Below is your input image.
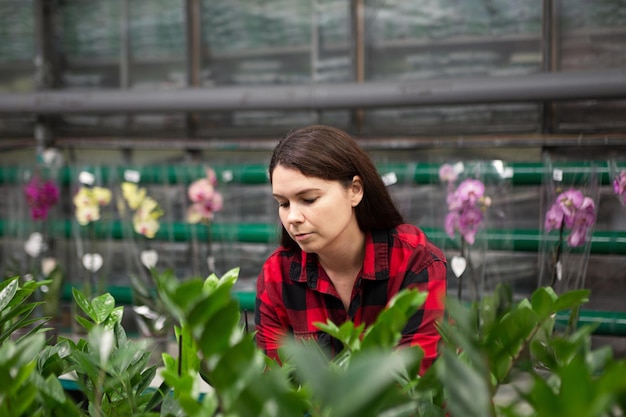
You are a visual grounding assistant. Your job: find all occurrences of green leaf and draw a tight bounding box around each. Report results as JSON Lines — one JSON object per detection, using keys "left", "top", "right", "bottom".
{"left": 0, "top": 277, "right": 18, "bottom": 313}
{"left": 315, "top": 320, "right": 364, "bottom": 353}
{"left": 72, "top": 287, "right": 97, "bottom": 322}
{"left": 187, "top": 284, "right": 234, "bottom": 331}
{"left": 182, "top": 330, "right": 201, "bottom": 376}
{"left": 91, "top": 293, "right": 116, "bottom": 324}
{"left": 16, "top": 333, "right": 46, "bottom": 366}
{"left": 436, "top": 348, "right": 493, "bottom": 417}
{"left": 530, "top": 286, "right": 558, "bottom": 319}
{"left": 209, "top": 337, "right": 260, "bottom": 409}
{"left": 37, "top": 344, "right": 71, "bottom": 377}
{"left": 75, "top": 315, "right": 94, "bottom": 332}
{"left": 361, "top": 289, "right": 427, "bottom": 351}
{"left": 553, "top": 289, "right": 590, "bottom": 312}
{"left": 104, "top": 305, "right": 124, "bottom": 329}
{"left": 198, "top": 301, "right": 241, "bottom": 358}
{"left": 558, "top": 356, "right": 594, "bottom": 415}
{"left": 35, "top": 373, "right": 67, "bottom": 403}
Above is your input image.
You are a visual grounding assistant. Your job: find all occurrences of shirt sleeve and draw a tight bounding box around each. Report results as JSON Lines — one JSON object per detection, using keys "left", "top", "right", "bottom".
{"left": 408, "top": 259, "right": 446, "bottom": 374}
{"left": 254, "top": 254, "right": 288, "bottom": 363}
{"left": 395, "top": 241, "right": 447, "bottom": 375}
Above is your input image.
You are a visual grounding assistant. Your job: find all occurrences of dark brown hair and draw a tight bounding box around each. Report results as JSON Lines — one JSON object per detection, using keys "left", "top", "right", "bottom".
{"left": 269, "top": 125, "right": 405, "bottom": 248}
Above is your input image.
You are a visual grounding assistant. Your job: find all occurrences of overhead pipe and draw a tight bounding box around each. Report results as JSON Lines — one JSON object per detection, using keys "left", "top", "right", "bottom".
{"left": 0, "top": 70, "right": 625, "bottom": 115}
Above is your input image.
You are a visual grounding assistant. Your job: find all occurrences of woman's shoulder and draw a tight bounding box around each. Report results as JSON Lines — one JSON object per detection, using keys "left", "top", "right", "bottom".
{"left": 262, "top": 244, "right": 302, "bottom": 269}
{"left": 391, "top": 223, "right": 427, "bottom": 244}
{"left": 390, "top": 224, "right": 446, "bottom": 261}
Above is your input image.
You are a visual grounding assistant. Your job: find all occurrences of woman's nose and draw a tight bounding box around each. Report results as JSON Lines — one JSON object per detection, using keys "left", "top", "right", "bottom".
{"left": 286, "top": 205, "right": 304, "bottom": 223}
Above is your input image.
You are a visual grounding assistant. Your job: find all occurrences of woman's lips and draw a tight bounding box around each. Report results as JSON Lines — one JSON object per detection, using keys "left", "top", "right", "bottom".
{"left": 294, "top": 233, "right": 311, "bottom": 242}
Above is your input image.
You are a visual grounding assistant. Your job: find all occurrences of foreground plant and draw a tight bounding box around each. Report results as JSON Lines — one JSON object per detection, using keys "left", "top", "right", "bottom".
{"left": 3, "top": 269, "right": 626, "bottom": 416}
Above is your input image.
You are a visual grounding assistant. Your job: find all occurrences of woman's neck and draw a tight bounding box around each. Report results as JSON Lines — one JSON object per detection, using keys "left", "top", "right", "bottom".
{"left": 317, "top": 227, "right": 366, "bottom": 279}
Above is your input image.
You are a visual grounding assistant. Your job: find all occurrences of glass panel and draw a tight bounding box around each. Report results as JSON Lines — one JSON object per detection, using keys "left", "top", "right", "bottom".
{"left": 553, "top": 0, "right": 626, "bottom": 131}
{"left": 198, "top": 0, "right": 351, "bottom": 132}
{"left": 57, "top": 0, "right": 187, "bottom": 136}
{"left": 363, "top": 0, "right": 543, "bottom": 135}
{"left": 59, "top": 0, "right": 121, "bottom": 88}
{"left": 129, "top": 0, "right": 186, "bottom": 89}
{"left": 0, "top": 0, "right": 35, "bottom": 92}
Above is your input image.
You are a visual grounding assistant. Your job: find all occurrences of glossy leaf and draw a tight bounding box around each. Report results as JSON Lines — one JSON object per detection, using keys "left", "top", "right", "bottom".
{"left": 437, "top": 348, "right": 494, "bottom": 417}
{"left": 91, "top": 293, "right": 116, "bottom": 324}
{"left": 72, "top": 287, "right": 97, "bottom": 322}
{"left": 0, "top": 277, "right": 18, "bottom": 313}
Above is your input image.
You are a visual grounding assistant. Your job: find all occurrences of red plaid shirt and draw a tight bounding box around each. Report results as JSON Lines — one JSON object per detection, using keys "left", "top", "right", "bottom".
{"left": 255, "top": 224, "right": 447, "bottom": 374}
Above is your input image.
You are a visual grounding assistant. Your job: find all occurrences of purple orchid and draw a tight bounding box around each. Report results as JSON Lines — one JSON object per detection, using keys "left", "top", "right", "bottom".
{"left": 24, "top": 176, "right": 60, "bottom": 221}
{"left": 613, "top": 170, "right": 626, "bottom": 205}
{"left": 544, "top": 188, "right": 596, "bottom": 248}
{"left": 439, "top": 165, "right": 491, "bottom": 245}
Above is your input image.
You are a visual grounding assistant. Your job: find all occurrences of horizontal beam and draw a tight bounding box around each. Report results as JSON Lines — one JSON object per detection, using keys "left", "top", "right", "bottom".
{"left": 0, "top": 161, "right": 614, "bottom": 186}
{"left": 0, "top": 70, "right": 625, "bottom": 115}
{"left": 2, "top": 220, "right": 625, "bottom": 254}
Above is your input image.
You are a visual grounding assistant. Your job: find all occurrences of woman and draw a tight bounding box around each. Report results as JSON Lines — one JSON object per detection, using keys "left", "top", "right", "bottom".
{"left": 254, "top": 125, "right": 447, "bottom": 374}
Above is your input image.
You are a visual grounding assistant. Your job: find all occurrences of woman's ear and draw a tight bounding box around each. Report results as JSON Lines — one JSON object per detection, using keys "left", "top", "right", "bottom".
{"left": 350, "top": 175, "right": 364, "bottom": 207}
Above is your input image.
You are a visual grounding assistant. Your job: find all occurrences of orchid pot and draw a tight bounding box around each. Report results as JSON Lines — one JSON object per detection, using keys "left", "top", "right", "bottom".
{"left": 538, "top": 159, "right": 600, "bottom": 296}
{"left": 439, "top": 161, "right": 493, "bottom": 301}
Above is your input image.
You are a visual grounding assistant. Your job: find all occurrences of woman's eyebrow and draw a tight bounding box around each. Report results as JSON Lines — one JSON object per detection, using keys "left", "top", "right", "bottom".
{"left": 272, "top": 187, "right": 321, "bottom": 199}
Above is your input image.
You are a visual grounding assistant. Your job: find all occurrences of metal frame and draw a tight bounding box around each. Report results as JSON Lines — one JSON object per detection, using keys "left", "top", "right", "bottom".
{"left": 1, "top": 69, "right": 624, "bottom": 115}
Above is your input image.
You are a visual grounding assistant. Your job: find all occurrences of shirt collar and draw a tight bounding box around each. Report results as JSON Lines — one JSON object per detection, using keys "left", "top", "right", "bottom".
{"left": 291, "top": 229, "right": 391, "bottom": 287}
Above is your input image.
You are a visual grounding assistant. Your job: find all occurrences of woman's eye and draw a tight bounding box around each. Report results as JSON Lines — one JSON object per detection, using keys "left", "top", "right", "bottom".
{"left": 278, "top": 201, "right": 289, "bottom": 208}
{"left": 303, "top": 198, "right": 317, "bottom": 204}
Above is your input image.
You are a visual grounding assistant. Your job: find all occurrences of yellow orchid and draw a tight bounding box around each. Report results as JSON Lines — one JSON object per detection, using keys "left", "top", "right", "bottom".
{"left": 92, "top": 186, "right": 112, "bottom": 206}
{"left": 136, "top": 196, "right": 162, "bottom": 219}
{"left": 73, "top": 185, "right": 111, "bottom": 225}
{"left": 121, "top": 181, "right": 164, "bottom": 238}
{"left": 132, "top": 216, "right": 161, "bottom": 239}
{"left": 75, "top": 204, "right": 101, "bottom": 225}
{"left": 121, "top": 182, "right": 147, "bottom": 210}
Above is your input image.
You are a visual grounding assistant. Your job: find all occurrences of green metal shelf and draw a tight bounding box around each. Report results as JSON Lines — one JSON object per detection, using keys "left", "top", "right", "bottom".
{"left": 2, "top": 220, "right": 625, "bottom": 254}
{"left": 0, "top": 161, "right": 614, "bottom": 186}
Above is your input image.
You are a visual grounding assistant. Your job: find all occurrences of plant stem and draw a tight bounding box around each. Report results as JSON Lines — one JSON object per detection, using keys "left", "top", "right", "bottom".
{"left": 457, "top": 239, "right": 465, "bottom": 300}
{"left": 550, "top": 221, "right": 565, "bottom": 288}
{"left": 178, "top": 332, "right": 183, "bottom": 376}
{"left": 206, "top": 222, "right": 215, "bottom": 275}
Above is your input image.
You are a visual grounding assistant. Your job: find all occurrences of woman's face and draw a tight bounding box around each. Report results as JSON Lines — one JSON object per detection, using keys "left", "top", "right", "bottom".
{"left": 271, "top": 164, "right": 363, "bottom": 255}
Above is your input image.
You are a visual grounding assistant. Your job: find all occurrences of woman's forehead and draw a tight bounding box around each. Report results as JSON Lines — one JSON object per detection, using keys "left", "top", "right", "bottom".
{"left": 271, "top": 165, "right": 334, "bottom": 197}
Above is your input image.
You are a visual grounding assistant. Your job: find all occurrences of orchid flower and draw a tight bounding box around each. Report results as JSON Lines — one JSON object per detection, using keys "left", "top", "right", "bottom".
{"left": 439, "top": 167, "right": 491, "bottom": 245}
{"left": 544, "top": 188, "right": 596, "bottom": 248}
{"left": 24, "top": 176, "right": 59, "bottom": 221}
{"left": 121, "top": 182, "right": 147, "bottom": 210}
{"left": 187, "top": 166, "right": 223, "bottom": 224}
{"left": 613, "top": 170, "right": 626, "bottom": 205}
{"left": 73, "top": 186, "right": 112, "bottom": 226}
{"left": 438, "top": 163, "right": 458, "bottom": 184}
{"left": 120, "top": 182, "right": 164, "bottom": 238}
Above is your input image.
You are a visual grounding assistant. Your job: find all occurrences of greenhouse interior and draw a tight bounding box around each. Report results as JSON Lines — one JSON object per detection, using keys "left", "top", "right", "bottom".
{"left": 1, "top": 0, "right": 626, "bottom": 415}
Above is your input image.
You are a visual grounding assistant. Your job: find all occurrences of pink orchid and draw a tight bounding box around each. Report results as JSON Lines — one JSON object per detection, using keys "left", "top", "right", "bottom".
{"left": 613, "top": 170, "right": 626, "bottom": 205}
{"left": 544, "top": 188, "right": 596, "bottom": 248}
{"left": 438, "top": 164, "right": 458, "bottom": 184}
{"left": 187, "top": 166, "right": 223, "bottom": 224}
{"left": 456, "top": 179, "right": 485, "bottom": 206}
